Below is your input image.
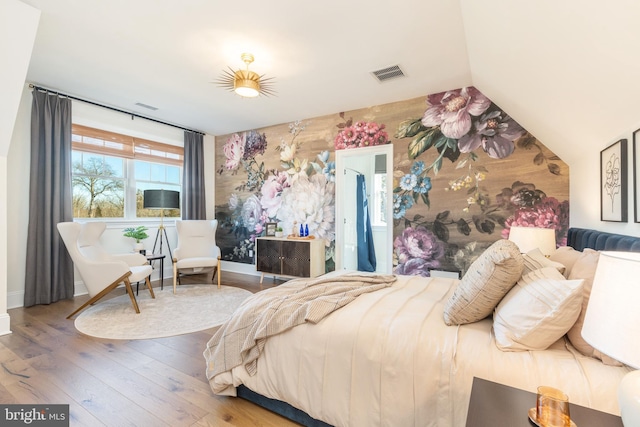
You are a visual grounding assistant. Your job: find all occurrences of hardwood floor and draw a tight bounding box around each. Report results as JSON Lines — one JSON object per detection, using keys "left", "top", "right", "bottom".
{"left": 0, "top": 272, "right": 298, "bottom": 427}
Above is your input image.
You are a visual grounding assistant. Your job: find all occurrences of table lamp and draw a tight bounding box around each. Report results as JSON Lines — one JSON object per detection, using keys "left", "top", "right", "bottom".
{"left": 582, "top": 251, "right": 640, "bottom": 426}
{"left": 507, "top": 226, "right": 557, "bottom": 257}
{"left": 143, "top": 189, "right": 180, "bottom": 258}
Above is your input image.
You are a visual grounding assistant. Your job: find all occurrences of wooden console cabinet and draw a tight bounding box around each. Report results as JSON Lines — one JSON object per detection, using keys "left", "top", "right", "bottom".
{"left": 256, "top": 237, "right": 325, "bottom": 283}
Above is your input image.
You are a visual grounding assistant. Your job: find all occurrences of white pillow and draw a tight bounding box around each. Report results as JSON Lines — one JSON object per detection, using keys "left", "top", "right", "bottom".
{"left": 549, "top": 246, "right": 583, "bottom": 278}
{"left": 522, "top": 248, "right": 566, "bottom": 276}
{"left": 493, "top": 267, "right": 584, "bottom": 351}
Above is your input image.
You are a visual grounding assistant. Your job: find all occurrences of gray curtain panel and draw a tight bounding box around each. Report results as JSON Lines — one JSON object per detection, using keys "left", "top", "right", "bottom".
{"left": 182, "top": 131, "right": 206, "bottom": 219}
{"left": 24, "top": 90, "right": 74, "bottom": 307}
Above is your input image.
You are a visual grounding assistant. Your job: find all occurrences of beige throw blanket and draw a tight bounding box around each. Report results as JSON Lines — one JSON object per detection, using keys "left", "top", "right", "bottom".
{"left": 204, "top": 273, "right": 396, "bottom": 384}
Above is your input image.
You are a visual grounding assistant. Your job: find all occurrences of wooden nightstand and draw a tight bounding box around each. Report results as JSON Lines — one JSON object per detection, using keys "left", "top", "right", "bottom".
{"left": 466, "top": 377, "right": 623, "bottom": 427}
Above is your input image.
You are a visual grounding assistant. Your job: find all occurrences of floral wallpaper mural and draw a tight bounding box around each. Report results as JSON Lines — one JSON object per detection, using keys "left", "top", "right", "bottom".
{"left": 216, "top": 121, "right": 337, "bottom": 270}
{"left": 215, "top": 86, "right": 570, "bottom": 276}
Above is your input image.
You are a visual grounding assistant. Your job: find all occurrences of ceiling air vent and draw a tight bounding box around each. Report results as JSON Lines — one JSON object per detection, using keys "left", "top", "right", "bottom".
{"left": 135, "top": 102, "right": 158, "bottom": 111}
{"left": 371, "top": 65, "right": 405, "bottom": 82}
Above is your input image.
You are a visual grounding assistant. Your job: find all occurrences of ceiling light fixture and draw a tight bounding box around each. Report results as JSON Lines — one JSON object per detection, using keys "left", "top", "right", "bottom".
{"left": 217, "top": 53, "right": 275, "bottom": 98}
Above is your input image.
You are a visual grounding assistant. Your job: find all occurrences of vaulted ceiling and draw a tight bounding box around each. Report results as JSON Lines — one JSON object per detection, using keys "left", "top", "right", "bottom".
{"left": 19, "top": 0, "right": 640, "bottom": 165}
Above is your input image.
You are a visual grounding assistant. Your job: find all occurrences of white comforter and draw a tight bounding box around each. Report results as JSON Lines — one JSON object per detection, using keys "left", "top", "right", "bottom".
{"left": 206, "top": 274, "right": 630, "bottom": 427}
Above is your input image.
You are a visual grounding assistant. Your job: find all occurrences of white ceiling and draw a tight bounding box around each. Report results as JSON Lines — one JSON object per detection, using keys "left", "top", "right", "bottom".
{"left": 20, "top": 0, "right": 471, "bottom": 136}
{"left": 19, "top": 0, "right": 640, "bottom": 166}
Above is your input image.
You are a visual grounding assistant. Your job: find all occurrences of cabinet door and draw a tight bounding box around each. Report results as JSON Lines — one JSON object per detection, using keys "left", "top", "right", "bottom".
{"left": 257, "top": 239, "right": 281, "bottom": 274}
{"left": 281, "top": 241, "right": 311, "bottom": 277}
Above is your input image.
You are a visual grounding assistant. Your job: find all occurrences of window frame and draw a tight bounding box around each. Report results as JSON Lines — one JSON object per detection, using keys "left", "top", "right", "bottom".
{"left": 71, "top": 124, "right": 184, "bottom": 221}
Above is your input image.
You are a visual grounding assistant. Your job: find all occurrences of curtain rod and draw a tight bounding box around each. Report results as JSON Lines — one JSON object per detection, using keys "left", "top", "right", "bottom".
{"left": 344, "top": 167, "right": 363, "bottom": 175}
{"left": 28, "top": 84, "right": 205, "bottom": 135}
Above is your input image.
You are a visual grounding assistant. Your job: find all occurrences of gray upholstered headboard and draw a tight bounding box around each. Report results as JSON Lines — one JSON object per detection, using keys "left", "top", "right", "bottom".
{"left": 567, "top": 227, "right": 640, "bottom": 252}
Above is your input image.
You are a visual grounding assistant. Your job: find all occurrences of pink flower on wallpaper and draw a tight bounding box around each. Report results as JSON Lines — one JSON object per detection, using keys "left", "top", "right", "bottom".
{"left": 259, "top": 171, "right": 290, "bottom": 218}
{"left": 421, "top": 87, "right": 491, "bottom": 139}
{"left": 223, "top": 133, "right": 244, "bottom": 170}
{"left": 502, "top": 196, "right": 570, "bottom": 246}
{"left": 334, "top": 121, "right": 389, "bottom": 150}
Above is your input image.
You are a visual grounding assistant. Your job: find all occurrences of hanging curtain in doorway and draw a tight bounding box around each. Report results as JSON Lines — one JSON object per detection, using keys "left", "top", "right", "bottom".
{"left": 356, "top": 174, "right": 376, "bottom": 272}
{"left": 24, "top": 90, "right": 74, "bottom": 307}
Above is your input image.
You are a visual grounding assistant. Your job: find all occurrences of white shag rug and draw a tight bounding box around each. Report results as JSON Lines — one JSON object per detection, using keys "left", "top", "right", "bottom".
{"left": 74, "top": 285, "right": 252, "bottom": 340}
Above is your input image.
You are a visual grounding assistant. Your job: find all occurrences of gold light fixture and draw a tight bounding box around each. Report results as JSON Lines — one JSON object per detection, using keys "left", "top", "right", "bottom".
{"left": 217, "top": 53, "right": 275, "bottom": 98}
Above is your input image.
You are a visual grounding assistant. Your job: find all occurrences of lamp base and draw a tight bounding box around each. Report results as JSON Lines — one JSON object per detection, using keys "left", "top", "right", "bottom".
{"left": 619, "top": 370, "right": 640, "bottom": 426}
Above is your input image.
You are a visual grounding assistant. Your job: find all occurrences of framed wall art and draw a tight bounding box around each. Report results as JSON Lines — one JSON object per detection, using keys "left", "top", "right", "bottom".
{"left": 601, "top": 138, "right": 627, "bottom": 222}
{"left": 265, "top": 222, "right": 277, "bottom": 236}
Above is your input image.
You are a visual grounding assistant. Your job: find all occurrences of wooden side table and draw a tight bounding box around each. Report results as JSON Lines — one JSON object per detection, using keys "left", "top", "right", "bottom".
{"left": 466, "top": 377, "right": 623, "bottom": 427}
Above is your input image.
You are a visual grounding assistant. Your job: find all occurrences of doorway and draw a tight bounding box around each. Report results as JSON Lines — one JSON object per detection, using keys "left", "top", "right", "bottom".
{"left": 335, "top": 144, "right": 394, "bottom": 274}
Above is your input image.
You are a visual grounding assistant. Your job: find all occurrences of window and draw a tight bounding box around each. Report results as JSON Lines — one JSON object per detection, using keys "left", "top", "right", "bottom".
{"left": 372, "top": 172, "right": 387, "bottom": 226}
{"left": 71, "top": 124, "right": 183, "bottom": 219}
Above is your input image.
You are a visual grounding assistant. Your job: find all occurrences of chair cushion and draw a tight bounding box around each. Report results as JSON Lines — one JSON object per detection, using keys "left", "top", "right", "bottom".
{"left": 129, "top": 265, "right": 153, "bottom": 282}
{"left": 176, "top": 257, "right": 218, "bottom": 270}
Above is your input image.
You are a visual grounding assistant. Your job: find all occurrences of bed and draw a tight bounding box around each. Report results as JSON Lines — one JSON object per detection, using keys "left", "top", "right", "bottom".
{"left": 203, "top": 227, "right": 635, "bottom": 426}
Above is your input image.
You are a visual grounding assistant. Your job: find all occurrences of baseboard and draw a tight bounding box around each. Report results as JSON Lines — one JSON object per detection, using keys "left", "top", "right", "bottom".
{"left": 7, "top": 280, "right": 87, "bottom": 310}
{"left": 221, "top": 260, "right": 260, "bottom": 277}
{"left": 7, "top": 290, "right": 24, "bottom": 310}
{"left": 0, "top": 312, "right": 11, "bottom": 336}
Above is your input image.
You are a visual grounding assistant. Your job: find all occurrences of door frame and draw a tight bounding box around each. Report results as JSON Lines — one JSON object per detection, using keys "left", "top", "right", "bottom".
{"left": 335, "top": 144, "right": 394, "bottom": 273}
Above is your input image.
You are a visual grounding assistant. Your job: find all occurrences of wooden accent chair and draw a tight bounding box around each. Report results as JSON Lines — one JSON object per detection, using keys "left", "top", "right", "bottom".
{"left": 172, "top": 220, "right": 221, "bottom": 294}
{"left": 57, "top": 222, "right": 154, "bottom": 319}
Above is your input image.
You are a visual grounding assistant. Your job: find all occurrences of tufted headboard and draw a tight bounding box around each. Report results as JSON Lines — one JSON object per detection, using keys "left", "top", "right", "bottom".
{"left": 567, "top": 227, "right": 640, "bottom": 252}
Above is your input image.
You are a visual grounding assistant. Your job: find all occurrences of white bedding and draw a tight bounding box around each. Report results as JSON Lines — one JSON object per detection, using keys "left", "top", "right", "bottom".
{"left": 206, "top": 274, "right": 631, "bottom": 427}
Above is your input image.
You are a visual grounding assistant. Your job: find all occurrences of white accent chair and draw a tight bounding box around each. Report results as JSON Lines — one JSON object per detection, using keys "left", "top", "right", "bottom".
{"left": 57, "top": 222, "right": 154, "bottom": 319}
{"left": 172, "top": 220, "right": 221, "bottom": 294}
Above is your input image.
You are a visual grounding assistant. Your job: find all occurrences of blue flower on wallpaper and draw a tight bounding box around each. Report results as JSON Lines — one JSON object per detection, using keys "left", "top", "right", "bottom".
{"left": 414, "top": 176, "right": 432, "bottom": 194}
{"left": 410, "top": 160, "right": 425, "bottom": 175}
{"left": 322, "top": 160, "right": 336, "bottom": 182}
{"left": 393, "top": 193, "right": 415, "bottom": 219}
{"left": 400, "top": 174, "right": 418, "bottom": 191}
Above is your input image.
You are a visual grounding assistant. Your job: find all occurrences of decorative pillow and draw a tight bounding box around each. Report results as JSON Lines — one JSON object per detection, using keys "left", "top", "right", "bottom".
{"left": 566, "top": 249, "right": 622, "bottom": 366}
{"left": 493, "top": 267, "right": 584, "bottom": 351}
{"left": 549, "top": 246, "right": 583, "bottom": 278}
{"left": 443, "top": 239, "right": 523, "bottom": 326}
{"left": 522, "top": 248, "right": 566, "bottom": 276}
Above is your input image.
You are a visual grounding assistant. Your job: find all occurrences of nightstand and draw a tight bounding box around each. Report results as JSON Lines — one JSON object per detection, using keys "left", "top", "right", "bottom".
{"left": 465, "top": 377, "right": 623, "bottom": 427}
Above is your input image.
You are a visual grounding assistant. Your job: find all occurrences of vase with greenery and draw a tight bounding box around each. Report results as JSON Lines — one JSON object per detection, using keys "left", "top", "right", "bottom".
{"left": 123, "top": 226, "right": 149, "bottom": 251}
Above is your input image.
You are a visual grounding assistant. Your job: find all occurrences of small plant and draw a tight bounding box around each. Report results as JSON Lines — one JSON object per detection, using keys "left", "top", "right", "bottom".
{"left": 123, "top": 226, "right": 149, "bottom": 243}
{"left": 275, "top": 226, "right": 283, "bottom": 232}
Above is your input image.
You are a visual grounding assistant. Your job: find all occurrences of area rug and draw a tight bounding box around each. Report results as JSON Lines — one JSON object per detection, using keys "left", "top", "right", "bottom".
{"left": 74, "top": 285, "right": 252, "bottom": 340}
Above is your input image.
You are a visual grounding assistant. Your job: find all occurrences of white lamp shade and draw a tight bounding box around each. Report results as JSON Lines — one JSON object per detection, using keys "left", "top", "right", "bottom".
{"left": 507, "top": 226, "right": 556, "bottom": 257}
{"left": 582, "top": 251, "right": 640, "bottom": 369}
{"left": 582, "top": 251, "right": 640, "bottom": 427}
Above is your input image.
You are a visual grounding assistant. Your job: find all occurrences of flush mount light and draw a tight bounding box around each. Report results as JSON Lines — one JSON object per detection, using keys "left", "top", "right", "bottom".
{"left": 217, "top": 53, "right": 275, "bottom": 98}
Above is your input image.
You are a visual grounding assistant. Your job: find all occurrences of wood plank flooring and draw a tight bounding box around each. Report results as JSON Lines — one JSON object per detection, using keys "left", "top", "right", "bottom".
{"left": 0, "top": 272, "right": 299, "bottom": 427}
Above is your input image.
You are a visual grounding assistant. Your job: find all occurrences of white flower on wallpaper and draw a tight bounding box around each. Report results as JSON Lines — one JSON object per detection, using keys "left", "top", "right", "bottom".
{"left": 276, "top": 174, "right": 335, "bottom": 245}
{"left": 240, "top": 195, "right": 263, "bottom": 234}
